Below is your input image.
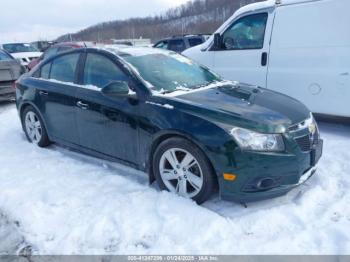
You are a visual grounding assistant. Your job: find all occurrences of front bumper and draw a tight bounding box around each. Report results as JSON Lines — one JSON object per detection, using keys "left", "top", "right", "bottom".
{"left": 216, "top": 138, "right": 323, "bottom": 203}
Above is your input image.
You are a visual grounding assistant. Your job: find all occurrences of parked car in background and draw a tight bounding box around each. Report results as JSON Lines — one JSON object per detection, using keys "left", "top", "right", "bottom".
{"left": 31, "top": 41, "right": 56, "bottom": 52}
{"left": 183, "top": 0, "right": 350, "bottom": 118}
{"left": 27, "top": 42, "right": 95, "bottom": 71}
{"left": 0, "top": 49, "right": 22, "bottom": 101}
{"left": 154, "top": 34, "right": 210, "bottom": 53}
{"left": 16, "top": 47, "right": 322, "bottom": 204}
{"left": 0, "top": 43, "right": 42, "bottom": 69}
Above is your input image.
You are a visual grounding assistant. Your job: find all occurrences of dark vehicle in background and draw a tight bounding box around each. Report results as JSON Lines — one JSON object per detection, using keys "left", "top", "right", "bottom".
{"left": 27, "top": 42, "right": 95, "bottom": 71}
{"left": 0, "top": 43, "right": 42, "bottom": 69}
{"left": 0, "top": 49, "right": 22, "bottom": 101}
{"left": 154, "top": 34, "right": 210, "bottom": 53}
{"left": 31, "top": 41, "right": 56, "bottom": 52}
{"left": 15, "top": 47, "right": 323, "bottom": 204}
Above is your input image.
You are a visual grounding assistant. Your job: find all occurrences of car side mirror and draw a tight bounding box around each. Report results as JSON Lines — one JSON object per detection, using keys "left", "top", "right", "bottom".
{"left": 101, "top": 81, "right": 130, "bottom": 97}
{"left": 213, "top": 33, "right": 222, "bottom": 50}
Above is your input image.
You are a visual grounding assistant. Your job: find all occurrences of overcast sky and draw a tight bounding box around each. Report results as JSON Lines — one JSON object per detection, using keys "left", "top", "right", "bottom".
{"left": 0, "top": 0, "right": 189, "bottom": 43}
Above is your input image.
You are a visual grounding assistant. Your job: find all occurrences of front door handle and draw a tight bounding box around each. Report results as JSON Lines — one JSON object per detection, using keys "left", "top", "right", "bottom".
{"left": 76, "top": 101, "right": 89, "bottom": 110}
{"left": 261, "top": 52, "right": 268, "bottom": 66}
{"left": 39, "top": 90, "right": 48, "bottom": 96}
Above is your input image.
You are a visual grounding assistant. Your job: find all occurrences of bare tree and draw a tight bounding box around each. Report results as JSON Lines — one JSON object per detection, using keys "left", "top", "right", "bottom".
{"left": 57, "top": 0, "right": 261, "bottom": 43}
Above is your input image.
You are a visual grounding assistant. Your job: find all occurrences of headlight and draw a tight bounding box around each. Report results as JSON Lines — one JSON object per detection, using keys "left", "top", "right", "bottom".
{"left": 230, "top": 127, "right": 285, "bottom": 152}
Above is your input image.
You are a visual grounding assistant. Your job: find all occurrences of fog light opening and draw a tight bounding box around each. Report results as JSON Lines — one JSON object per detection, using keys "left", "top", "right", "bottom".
{"left": 256, "top": 178, "right": 275, "bottom": 190}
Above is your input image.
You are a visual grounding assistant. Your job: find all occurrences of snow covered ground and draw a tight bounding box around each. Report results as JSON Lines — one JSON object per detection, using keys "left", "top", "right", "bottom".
{"left": 0, "top": 103, "right": 349, "bottom": 255}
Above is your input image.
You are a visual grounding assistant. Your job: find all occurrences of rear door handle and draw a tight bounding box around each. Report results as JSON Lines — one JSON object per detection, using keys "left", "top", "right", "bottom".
{"left": 261, "top": 52, "right": 268, "bottom": 66}
{"left": 39, "top": 90, "right": 48, "bottom": 96}
{"left": 76, "top": 101, "right": 89, "bottom": 110}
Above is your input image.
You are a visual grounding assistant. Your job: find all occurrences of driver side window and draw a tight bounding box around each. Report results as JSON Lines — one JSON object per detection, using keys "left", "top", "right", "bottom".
{"left": 221, "top": 13, "right": 268, "bottom": 50}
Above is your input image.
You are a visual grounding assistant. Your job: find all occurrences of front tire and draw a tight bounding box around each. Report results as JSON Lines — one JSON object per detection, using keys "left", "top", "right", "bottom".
{"left": 153, "top": 137, "right": 216, "bottom": 204}
{"left": 21, "top": 106, "right": 50, "bottom": 147}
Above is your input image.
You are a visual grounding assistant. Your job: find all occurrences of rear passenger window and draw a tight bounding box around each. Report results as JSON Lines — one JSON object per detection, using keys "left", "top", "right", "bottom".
{"left": 168, "top": 39, "right": 186, "bottom": 52}
{"left": 40, "top": 63, "right": 51, "bottom": 79}
{"left": 83, "top": 53, "right": 128, "bottom": 88}
{"left": 188, "top": 38, "right": 203, "bottom": 47}
{"left": 50, "top": 53, "right": 79, "bottom": 83}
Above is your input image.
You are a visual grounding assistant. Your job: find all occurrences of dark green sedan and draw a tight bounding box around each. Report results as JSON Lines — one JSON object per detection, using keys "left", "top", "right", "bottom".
{"left": 15, "top": 47, "right": 323, "bottom": 204}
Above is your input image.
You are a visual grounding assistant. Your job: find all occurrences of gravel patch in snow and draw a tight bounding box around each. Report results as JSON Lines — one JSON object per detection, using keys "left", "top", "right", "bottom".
{"left": 0, "top": 105, "right": 349, "bottom": 254}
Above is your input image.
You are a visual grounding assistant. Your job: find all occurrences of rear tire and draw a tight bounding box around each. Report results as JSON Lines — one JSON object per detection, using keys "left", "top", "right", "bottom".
{"left": 153, "top": 137, "right": 216, "bottom": 204}
{"left": 21, "top": 106, "right": 50, "bottom": 147}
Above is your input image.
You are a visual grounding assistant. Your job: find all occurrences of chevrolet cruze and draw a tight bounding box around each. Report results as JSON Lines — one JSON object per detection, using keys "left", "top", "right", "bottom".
{"left": 15, "top": 47, "right": 323, "bottom": 204}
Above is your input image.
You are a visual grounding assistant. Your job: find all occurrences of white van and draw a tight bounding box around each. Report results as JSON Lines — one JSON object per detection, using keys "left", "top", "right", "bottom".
{"left": 183, "top": 0, "right": 350, "bottom": 117}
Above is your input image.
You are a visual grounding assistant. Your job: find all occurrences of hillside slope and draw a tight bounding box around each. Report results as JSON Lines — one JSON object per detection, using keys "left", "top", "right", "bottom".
{"left": 58, "top": 0, "right": 260, "bottom": 42}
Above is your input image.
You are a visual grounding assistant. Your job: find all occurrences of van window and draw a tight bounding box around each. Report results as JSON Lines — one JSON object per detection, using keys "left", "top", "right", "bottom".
{"left": 221, "top": 13, "right": 268, "bottom": 50}
{"left": 83, "top": 53, "right": 128, "bottom": 88}
{"left": 50, "top": 53, "right": 79, "bottom": 83}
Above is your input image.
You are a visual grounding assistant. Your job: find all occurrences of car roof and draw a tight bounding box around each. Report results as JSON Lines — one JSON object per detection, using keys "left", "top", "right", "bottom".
{"left": 101, "top": 46, "right": 175, "bottom": 57}
{"left": 51, "top": 41, "right": 95, "bottom": 48}
{"left": 38, "top": 46, "right": 175, "bottom": 66}
{"left": 156, "top": 35, "right": 207, "bottom": 42}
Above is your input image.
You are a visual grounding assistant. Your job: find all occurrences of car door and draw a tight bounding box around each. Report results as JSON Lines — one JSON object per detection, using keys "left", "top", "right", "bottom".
{"left": 75, "top": 51, "right": 139, "bottom": 163}
{"left": 35, "top": 52, "right": 81, "bottom": 144}
{"left": 213, "top": 12, "right": 273, "bottom": 88}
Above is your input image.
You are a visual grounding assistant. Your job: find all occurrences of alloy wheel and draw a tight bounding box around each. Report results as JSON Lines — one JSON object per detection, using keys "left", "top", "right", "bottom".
{"left": 159, "top": 148, "right": 204, "bottom": 198}
{"left": 24, "top": 111, "right": 42, "bottom": 144}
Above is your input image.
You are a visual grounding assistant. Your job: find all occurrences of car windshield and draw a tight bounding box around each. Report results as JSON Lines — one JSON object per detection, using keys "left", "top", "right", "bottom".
{"left": 123, "top": 52, "right": 222, "bottom": 93}
{"left": 0, "top": 50, "right": 13, "bottom": 61}
{"left": 3, "top": 43, "right": 38, "bottom": 53}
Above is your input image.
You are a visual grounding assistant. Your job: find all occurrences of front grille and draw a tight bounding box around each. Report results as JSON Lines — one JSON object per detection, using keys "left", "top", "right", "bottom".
{"left": 295, "top": 135, "right": 312, "bottom": 151}
{"left": 295, "top": 129, "right": 319, "bottom": 152}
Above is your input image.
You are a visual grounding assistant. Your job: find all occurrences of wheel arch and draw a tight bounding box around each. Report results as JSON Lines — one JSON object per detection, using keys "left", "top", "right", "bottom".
{"left": 19, "top": 102, "right": 50, "bottom": 139}
{"left": 147, "top": 130, "right": 218, "bottom": 187}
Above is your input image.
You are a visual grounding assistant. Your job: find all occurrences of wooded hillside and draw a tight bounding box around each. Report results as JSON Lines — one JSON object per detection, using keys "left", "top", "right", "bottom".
{"left": 58, "top": 0, "right": 260, "bottom": 43}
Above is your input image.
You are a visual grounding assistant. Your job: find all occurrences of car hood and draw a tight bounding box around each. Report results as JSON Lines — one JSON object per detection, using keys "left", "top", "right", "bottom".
{"left": 11, "top": 52, "right": 42, "bottom": 59}
{"left": 155, "top": 82, "right": 310, "bottom": 133}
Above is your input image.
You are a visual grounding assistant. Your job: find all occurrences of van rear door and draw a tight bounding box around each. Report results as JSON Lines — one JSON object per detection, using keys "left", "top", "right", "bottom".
{"left": 212, "top": 11, "right": 274, "bottom": 88}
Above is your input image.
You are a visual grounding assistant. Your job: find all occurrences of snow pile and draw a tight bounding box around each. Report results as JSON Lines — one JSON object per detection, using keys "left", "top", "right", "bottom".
{"left": 0, "top": 105, "right": 349, "bottom": 254}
